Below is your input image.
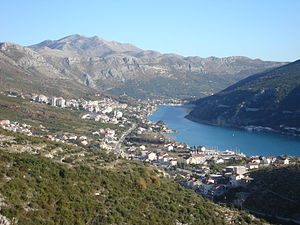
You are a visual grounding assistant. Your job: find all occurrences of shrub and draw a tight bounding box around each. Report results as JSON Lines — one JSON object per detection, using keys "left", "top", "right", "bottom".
{"left": 137, "top": 177, "right": 147, "bottom": 189}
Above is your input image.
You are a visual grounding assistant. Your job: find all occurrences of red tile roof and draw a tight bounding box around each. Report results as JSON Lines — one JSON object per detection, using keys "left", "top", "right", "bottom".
{"left": 194, "top": 154, "right": 205, "bottom": 157}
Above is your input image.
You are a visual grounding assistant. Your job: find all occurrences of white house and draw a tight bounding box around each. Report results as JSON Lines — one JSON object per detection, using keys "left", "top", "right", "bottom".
{"left": 56, "top": 97, "right": 66, "bottom": 107}
{"left": 247, "top": 162, "right": 259, "bottom": 170}
{"left": 167, "top": 145, "right": 174, "bottom": 151}
{"left": 49, "top": 97, "right": 57, "bottom": 106}
{"left": 229, "top": 174, "right": 244, "bottom": 187}
{"left": 276, "top": 157, "right": 290, "bottom": 165}
{"left": 169, "top": 159, "right": 177, "bottom": 166}
{"left": 147, "top": 152, "right": 157, "bottom": 161}
{"left": 262, "top": 157, "right": 277, "bottom": 164}
{"left": 69, "top": 135, "right": 77, "bottom": 140}
{"left": 114, "top": 111, "right": 123, "bottom": 119}
{"left": 214, "top": 158, "right": 225, "bottom": 164}
{"left": 251, "top": 158, "right": 261, "bottom": 164}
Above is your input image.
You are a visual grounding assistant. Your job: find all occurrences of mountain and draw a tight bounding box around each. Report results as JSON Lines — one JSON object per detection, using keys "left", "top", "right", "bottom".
{"left": 0, "top": 42, "right": 96, "bottom": 98}
{"left": 29, "top": 34, "right": 143, "bottom": 58}
{"left": 0, "top": 34, "right": 286, "bottom": 99}
{"left": 187, "top": 59, "right": 300, "bottom": 135}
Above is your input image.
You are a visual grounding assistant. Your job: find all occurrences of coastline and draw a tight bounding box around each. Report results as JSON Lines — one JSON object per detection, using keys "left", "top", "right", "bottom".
{"left": 186, "top": 113, "right": 300, "bottom": 137}
{"left": 156, "top": 102, "right": 300, "bottom": 139}
{"left": 148, "top": 104, "right": 300, "bottom": 156}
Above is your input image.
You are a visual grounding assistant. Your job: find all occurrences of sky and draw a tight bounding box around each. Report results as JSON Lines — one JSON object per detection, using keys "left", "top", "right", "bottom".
{"left": 1, "top": 0, "right": 300, "bottom": 61}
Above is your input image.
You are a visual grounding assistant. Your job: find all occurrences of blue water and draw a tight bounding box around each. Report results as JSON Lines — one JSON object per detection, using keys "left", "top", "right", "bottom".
{"left": 147, "top": 105, "right": 300, "bottom": 156}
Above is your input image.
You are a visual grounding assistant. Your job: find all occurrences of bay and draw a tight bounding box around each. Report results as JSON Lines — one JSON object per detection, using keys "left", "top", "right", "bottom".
{"left": 147, "top": 105, "right": 300, "bottom": 156}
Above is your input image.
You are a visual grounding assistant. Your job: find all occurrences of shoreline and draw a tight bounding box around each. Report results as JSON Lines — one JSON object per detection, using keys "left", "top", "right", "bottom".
{"left": 186, "top": 113, "right": 300, "bottom": 138}
{"left": 148, "top": 105, "right": 300, "bottom": 156}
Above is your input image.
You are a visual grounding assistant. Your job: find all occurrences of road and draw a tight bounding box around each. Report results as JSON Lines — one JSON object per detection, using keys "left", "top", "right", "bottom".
{"left": 115, "top": 123, "right": 136, "bottom": 153}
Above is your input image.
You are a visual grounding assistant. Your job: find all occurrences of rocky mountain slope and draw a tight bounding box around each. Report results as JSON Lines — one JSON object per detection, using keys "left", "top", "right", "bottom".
{"left": 0, "top": 42, "right": 96, "bottom": 98}
{"left": 1, "top": 34, "right": 285, "bottom": 99}
{"left": 187, "top": 60, "right": 300, "bottom": 135}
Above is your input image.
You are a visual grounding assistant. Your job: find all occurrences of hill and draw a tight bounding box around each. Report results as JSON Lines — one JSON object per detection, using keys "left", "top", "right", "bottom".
{"left": 0, "top": 95, "right": 266, "bottom": 224}
{"left": 187, "top": 60, "right": 300, "bottom": 135}
{"left": 221, "top": 164, "right": 300, "bottom": 222}
{"left": 0, "top": 142, "right": 266, "bottom": 225}
{"left": 0, "top": 35, "right": 285, "bottom": 99}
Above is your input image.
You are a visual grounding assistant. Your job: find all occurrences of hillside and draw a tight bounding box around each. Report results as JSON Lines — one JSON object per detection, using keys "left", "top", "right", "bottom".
{"left": 0, "top": 42, "right": 97, "bottom": 98}
{"left": 246, "top": 165, "right": 300, "bottom": 220}
{"left": 0, "top": 95, "right": 266, "bottom": 224}
{"left": 0, "top": 35, "right": 285, "bottom": 99}
{"left": 188, "top": 59, "right": 300, "bottom": 135}
{"left": 222, "top": 164, "right": 300, "bottom": 222}
{"left": 0, "top": 141, "right": 266, "bottom": 225}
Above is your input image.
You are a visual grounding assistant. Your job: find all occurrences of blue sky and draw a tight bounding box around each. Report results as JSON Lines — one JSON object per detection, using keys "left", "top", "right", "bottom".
{"left": 1, "top": 0, "right": 299, "bottom": 61}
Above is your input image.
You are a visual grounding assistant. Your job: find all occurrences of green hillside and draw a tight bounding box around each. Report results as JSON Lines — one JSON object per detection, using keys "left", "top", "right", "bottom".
{"left": 0, "top": 129, "right": 266, "bottom": 225}
{"left": 188, "top": 60, "right": 300, "bottom": 134}
{"left": 0, "top": 94, "right": 267, "bottom": 224}
{"left": 223, "top": 164, "right": 300, "bottom": 222}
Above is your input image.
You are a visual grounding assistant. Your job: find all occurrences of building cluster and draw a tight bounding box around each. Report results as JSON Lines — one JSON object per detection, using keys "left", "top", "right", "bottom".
{"left": 140, "top": 150, "right": 178, "bottom": 166}
{"left": 81, "top": 98, "right": 127, "bottom": 113}
{"left": 44, "top": 134, "right": 89, "bottom": 145}
{"left": 0, "top": 120, "right": 32, "bottom": 136}
{"left": 245, "top": 156, "right": 289, "bottom": 168}
{"left": 182, "top": 154, "right": 290, "bottom": 199}
{"left": 93, "top": 128, "right": 116, "bottom": 140}
{"left": 31, "top": 94, "right": 128, "bottom": 114}
{"left": 129, "top": 145, "right": 245, "bottom": 170}
{"left": 182, "top": 165, "right": 253, "bottom": 199}
{"left": 81, "top": 110, "right": 124, "bottom": 124}
{"left": 32, "top": 94, "right": 79, "bottom": 108}
{"left": 182, "top": 148, "right": 245, "bottom": 165}
{"left": 119, "top": 137, "right": 292, "bottom": 200}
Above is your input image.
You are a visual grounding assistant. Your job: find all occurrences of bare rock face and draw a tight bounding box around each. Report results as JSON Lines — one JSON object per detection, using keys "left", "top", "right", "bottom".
{"left": 0, "top": 42, "right": 62, "bottom": 78}
{"left": 0, "top": 35, "right": 286, "bottom": 99}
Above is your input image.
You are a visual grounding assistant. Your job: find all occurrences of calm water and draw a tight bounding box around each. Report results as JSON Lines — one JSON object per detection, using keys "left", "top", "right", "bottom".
{"left": 147, "top": 105, "right": 300, "bottom": 156}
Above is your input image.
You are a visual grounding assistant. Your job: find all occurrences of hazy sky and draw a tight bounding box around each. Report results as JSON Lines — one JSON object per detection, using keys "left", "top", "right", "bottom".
{"left": 1, "top": 0, "right": 300, "bottom": 61}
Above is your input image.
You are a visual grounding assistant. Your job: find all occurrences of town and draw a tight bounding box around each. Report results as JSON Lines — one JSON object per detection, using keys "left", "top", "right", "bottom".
{"left": 0, "top": 91, "right": 297, "bottom": 210}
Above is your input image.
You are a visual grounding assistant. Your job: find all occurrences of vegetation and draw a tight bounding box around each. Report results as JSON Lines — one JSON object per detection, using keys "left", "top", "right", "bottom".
{"left": 189, "top": 60, "right": 300, "bottom": 132}
{"left": 219, "top": 164, "right": 300, "bottom": 222}
{"left": 0, "top": 122, "right": 265, "bottom": 224}
{"left": 0, "top": 148, "right": 236, "bottom": 225}
{"left": 107, "top": 75, "right": 233, "bottom": 99}
{"left": 245, "top": 164, "right": 300, "bottom": 219}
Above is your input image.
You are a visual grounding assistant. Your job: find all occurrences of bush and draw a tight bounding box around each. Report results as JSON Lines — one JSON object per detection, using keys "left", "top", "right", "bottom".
{"left": 137, "top": 177, "right": 147, "bottom": 189}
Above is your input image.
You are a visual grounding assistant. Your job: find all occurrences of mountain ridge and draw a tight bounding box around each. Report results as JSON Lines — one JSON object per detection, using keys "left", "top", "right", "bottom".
{"left": 0, "top": 34, "right": 287, "bottom": 99}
